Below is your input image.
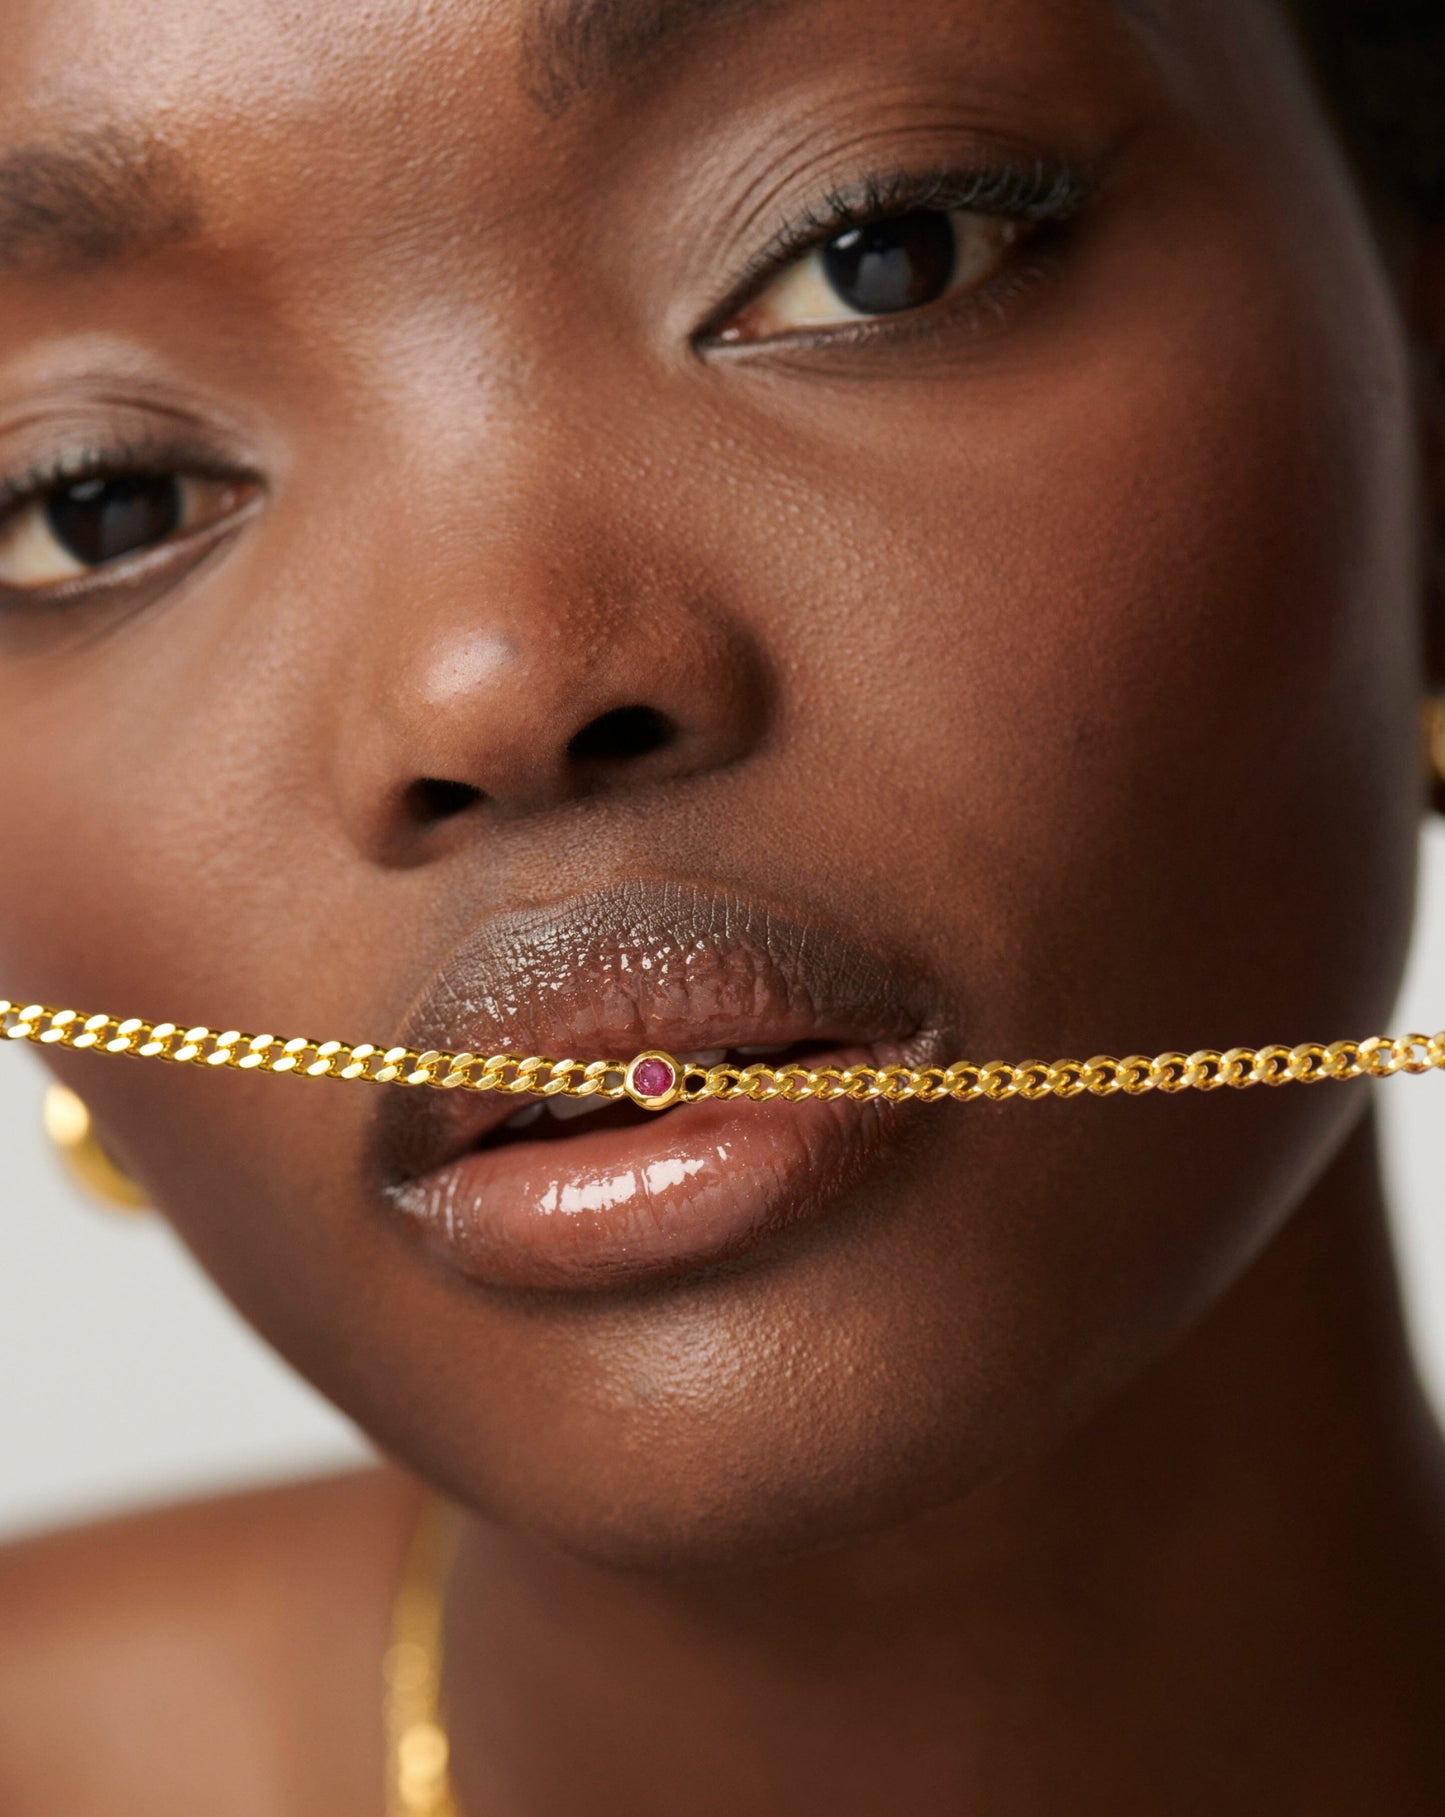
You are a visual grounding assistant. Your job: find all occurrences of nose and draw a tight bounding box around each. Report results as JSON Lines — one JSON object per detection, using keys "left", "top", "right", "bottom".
{"left": 332, "top": 506, "right": 772, "bottom": 858}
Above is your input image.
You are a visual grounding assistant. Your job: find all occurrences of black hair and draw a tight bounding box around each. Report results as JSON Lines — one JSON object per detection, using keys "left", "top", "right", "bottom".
{"left": 1293, "top": 2, "right": 1445, "bottom": 221}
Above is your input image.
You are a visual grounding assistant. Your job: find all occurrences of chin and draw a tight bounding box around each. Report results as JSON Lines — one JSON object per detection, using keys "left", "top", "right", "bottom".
{"left": 158, "top": 1013, "right": 1367, "bottom": 1579}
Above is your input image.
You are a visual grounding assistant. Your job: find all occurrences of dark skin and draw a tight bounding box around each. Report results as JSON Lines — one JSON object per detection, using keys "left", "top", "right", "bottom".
{"left": 1, "top": 0, "right": 1444, "bottom": 1810}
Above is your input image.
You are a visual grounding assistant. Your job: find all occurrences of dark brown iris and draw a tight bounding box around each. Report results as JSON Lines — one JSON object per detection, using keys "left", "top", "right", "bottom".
{"left": 45, "top": 474, "right": 182, "bottom": 567}
{"left": 821, "top": 210, "right": 957, "bottom": 315}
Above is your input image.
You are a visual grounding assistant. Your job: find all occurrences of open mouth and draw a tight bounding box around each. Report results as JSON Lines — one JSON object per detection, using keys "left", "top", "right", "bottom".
{"left": 482, "top": 1041, "right": 848, "bottom": 1146}
{"left": 371, "top": 880, "right": 953, "bottom": 1291}
{"left": 385, "top": 1027, "right": 935, "bottom": 1292}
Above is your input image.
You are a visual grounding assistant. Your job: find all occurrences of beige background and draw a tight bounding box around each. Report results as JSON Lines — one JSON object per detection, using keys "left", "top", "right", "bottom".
{"left": 3, "top": 826, "right": 1443, "bottom": 1541}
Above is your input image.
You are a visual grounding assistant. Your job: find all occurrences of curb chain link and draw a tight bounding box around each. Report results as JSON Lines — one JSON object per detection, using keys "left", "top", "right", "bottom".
{"left": 6, "top": 1001, "right": 1443, "bottom": 1106}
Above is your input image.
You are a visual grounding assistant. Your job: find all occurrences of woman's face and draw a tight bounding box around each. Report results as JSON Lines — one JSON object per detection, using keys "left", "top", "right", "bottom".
{"left": 0, "top": 0, "right": 1431, "bottom": 1563}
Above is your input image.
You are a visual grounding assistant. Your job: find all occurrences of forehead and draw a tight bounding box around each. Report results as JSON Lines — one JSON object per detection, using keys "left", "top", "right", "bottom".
{"left": 0, "top": 0, "right": 1134, "bottom": 251}
{"left": 0, "top": 0, "right": 1305, "bottom": 294}
{"left": 0, "top": 0, "right": 1141, "bottom": 87}
{"left": 0, "top": 0, "right": 1189, "bottom": 149}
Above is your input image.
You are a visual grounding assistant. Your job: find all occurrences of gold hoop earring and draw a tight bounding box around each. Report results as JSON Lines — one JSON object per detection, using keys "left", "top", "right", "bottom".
{"left": 1430, "top": 697, "right": 1445, "bottom": 816}
{"left": 42, "top": 1083, "right": 150, "bottom": 1213}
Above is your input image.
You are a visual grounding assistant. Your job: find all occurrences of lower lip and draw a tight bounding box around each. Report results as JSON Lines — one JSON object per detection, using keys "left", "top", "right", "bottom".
{"left": 389, "top": 1054, "right": 916, "bottom": 1291}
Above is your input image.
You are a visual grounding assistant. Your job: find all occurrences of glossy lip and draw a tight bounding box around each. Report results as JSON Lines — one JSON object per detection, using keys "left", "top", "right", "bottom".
{"left": 371, "top": 880, "right": 954, "bottom": 1292}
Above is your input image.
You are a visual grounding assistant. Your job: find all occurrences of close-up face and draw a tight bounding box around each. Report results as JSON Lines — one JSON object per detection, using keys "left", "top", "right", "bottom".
{"left": 0, "top": 0, "right": 1433, "bottom": 1567}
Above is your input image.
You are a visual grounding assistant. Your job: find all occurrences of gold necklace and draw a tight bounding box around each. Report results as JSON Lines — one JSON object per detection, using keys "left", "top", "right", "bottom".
{"left": 385, "top": 1496, "right": 462, "bottom": 1817}
{"left": 4, "top": 995, "right": 1444, "bottom": 1107}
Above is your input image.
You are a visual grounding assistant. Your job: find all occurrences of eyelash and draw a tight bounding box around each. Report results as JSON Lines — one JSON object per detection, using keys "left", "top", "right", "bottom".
{"left": 0, "top": 434, "right": 238, "bottom": 526}
{"left": 697, "top": 153, "right": 1097, "bottom": 349}
{"left": 0, "top": 154, "right": 1093, "bottom": 599}
{"left": 0, "top": 433, "right": 258, "bottom": 613}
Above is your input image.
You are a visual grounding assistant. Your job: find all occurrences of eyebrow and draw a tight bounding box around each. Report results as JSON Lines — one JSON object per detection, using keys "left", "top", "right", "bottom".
{"left": 521, "top": 0, "right": 793, "bottom": 114}
{"left": 3, "top": 2, "right": 1152, "bottom": 266}
{"left": 0, "top": 127, "right": 200, "bottom": 276}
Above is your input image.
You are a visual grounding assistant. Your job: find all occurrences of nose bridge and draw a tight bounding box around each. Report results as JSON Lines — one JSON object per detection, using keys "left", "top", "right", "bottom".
{"left": 329, "top": 441, "right": 771, "bottom": 853}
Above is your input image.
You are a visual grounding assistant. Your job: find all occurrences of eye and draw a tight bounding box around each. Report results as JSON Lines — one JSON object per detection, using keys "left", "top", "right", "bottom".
{"left": 717, "top": 207, "right": 1027, "bottom": 344}
{"left": 0, "top": 469, "right": 255, "bottom": 592}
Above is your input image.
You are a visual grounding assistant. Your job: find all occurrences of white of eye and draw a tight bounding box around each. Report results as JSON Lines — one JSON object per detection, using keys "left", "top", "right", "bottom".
{"left": 719, "top": 208, "right": 1025, "bottom": 344}
{"left": 0, "top": 473, "right": 250, "bottom": 591}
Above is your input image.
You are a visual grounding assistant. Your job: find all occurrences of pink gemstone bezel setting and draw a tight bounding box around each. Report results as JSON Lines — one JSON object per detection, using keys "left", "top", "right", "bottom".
{"left": 623, "top": 1050, "right": 684, "bottom": 1110}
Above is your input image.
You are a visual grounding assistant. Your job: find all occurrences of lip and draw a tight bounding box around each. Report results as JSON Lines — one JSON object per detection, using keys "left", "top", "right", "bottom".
{"left": 372, "top": 880, "right": 952, "bottom": 1292}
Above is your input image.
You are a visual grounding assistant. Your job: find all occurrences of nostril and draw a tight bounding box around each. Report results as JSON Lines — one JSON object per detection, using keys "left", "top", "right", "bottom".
{"left": 567, "top": 704, "right": 676, "bottom": 767}
{"left": 403, "top": 777, "right": 483, "bottom": 825}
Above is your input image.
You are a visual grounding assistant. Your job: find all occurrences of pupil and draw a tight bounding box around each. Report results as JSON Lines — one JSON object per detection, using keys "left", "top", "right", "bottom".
{"left": 821, "top": 210, "right": 958, "bottom": 317}
{"left": 45, "top": 474, "right": 183, "bottom": 568}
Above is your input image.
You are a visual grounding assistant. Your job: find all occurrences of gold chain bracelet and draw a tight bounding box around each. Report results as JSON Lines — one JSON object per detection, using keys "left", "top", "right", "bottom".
{"left": 4, "top": 997, "right": 1444, "bottom": 1108}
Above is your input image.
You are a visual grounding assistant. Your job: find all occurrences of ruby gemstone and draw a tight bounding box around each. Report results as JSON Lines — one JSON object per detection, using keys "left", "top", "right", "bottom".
{"left": 631, "top": 1057, "right": 676, "bottom": 1099}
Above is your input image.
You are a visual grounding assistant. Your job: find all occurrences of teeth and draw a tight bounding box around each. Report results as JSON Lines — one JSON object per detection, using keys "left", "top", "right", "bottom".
{"left": 499, "top": 1047, "right": 800, "bottom": 1132}
{"left": 500, "top": 1092, "right": 618, "bottom": 1133}
{"left": 545, "top": 1091, "right": 613, "bottom": 1121}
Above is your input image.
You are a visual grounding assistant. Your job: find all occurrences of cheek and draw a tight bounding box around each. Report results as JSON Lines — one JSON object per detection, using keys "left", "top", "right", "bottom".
{"left": 0, "top": 143, "right": 1425, "bottom": 1565}
{"left": 763, "top": 191, "right": 1421, "bottom": 1052}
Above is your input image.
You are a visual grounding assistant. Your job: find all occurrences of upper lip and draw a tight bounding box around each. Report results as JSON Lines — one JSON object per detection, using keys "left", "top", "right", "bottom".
{"left": 369, "top": 879, "right": 953, "bottom": 1188}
